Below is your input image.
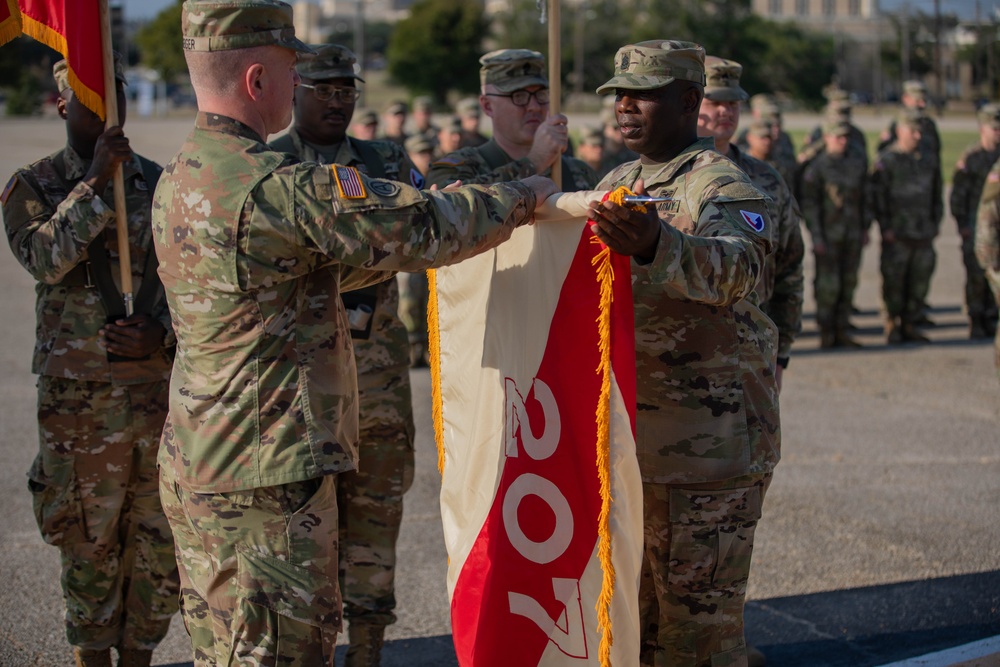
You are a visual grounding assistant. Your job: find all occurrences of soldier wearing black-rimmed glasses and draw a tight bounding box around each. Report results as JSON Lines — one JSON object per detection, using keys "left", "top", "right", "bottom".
{"left": 426, "top": 48, "right": 596, "bottom": 191}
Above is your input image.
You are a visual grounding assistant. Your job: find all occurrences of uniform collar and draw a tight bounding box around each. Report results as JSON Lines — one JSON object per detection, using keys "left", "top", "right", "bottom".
{"left": 196, "top": 112, "right": 266, "bottom": 145}
{"left": 636, "top": 136, "right": 717, "bottom": 188}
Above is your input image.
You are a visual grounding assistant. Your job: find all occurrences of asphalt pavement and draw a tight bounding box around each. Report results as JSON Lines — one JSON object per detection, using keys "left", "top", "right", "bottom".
{"left": 0, "top": 113, "right": 996, "bottom": 666}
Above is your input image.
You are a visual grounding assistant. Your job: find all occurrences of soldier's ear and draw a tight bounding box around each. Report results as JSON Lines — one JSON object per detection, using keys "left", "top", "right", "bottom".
{"left": 479, "top": 93, "right": 494, "bottom": 118}
{"left": 681, "top": 85, "right": 703, "bottom": 116}
{"left": 56, "top": 93, "right": 69, "bottom": 120}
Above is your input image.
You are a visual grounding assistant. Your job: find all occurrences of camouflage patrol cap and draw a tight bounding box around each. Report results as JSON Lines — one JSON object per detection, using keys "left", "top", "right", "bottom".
{"left": 977, "top": 102, "right": 1000, "bottom": 128}
{"left": 181, "top": 0, "right": 313, "bottom": 54}
{"left": 824, "top": 86, "right": 850, "bottom": 102}
{"left": 297, "top": 43, "right": 364, "bottom": 81}
{"left": 442, "top": 115, "right": 462, "bottom": 133}
{"left": 703, "top": 56, "right": 748, "bottom": 102}
{"left": 600, "top": 94, "right": 618, "bottom": 127}
{"left": 903, "top": 79, "right": 928, "bottom": 100}
{"left": 479, "top": 49, "right": 547, "bottom": 93}
{"left": 749, "top": 93, "right": 777, "bottom": 112}
{"left": 596, "top": 40, "right": 705, "bottom": 95}
{"left": 384, "top": 100, "right": 407, "bottom": 115}
{"left": 456, "top": 96, "right": 481, "bottom": 118}
{"left": 54, "top": 53, "right": 127, "bottom": 95}
{"left": 355, "top": 108, "right": 377, "bottom": 125}
{"left": 823, "top": 119, "right": 851, "bottom": 137}
{"left": 896, "top": 107, "right": 925, "bottom": 129}
{"left": 580, "top": 125, "right": 603, "bottom": 146}
{"left": 413, "top": 95, "right": 433, "bottom": 112}
{"left": 747, "top": 118, "right": 775, "bottom": 138}
{"left": 405, "top": 133, "right": 434, "bottom": 154}
{"left": 826, "top": 98, "right": 852, "bottom": 118}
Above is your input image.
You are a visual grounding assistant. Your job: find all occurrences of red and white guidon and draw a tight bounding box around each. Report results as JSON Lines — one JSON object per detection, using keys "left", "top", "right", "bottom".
{"left": 430, "top": 191, "right": 643, "bottom": 666}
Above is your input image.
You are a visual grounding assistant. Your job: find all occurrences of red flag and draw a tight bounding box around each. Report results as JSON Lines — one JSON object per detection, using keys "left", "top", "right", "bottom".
{"left": 0, "top": 0, "right": 106, "bottom": 119}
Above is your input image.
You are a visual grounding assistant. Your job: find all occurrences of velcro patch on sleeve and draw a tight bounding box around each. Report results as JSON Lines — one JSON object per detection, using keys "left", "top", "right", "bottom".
{"left": 333, "top": 166, "right": 367, "bottom": 199}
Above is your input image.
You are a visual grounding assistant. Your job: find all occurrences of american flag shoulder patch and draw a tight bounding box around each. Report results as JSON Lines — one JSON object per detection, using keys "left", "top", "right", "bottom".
{"left": 333, "top": 166, "right": 367, "bottom": 199}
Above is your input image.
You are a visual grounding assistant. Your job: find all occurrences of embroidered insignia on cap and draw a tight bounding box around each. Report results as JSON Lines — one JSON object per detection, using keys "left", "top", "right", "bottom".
{"left": 410, "top": 168, "right": 425, "bottom": 189}
{"left": 333, "top": 166, "right": 367, "bottom": 199}
{"left": 740, "top": 209, "right": 766, "bottom": 232}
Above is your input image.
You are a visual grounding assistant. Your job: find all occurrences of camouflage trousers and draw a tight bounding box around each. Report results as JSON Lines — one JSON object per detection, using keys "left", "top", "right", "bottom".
{"left": 961, "top": 240, "right": 998, "bottom": 322}
{"left": 160, "top": 469, "right": 341, "bottom": 666}
{"left": 396, "top": 272, "right": 429, "bottom": 345}
{"left": 814, "top": 238, "right": 863, "bottom": 330}
{"left": 29, "top": 376, "right": 179, "bottom": 651}
{"left": 880, "top": 239, "right": 936, "bottom": 323}
{"left": 339, "top": 418, "right": 415, "bottom": 629}
{"left": 639, "top": 473, "right": 772, "bottom": 667}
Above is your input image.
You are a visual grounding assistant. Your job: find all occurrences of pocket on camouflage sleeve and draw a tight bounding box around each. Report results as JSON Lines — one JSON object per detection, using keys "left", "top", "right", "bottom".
{"left": 231, "top": 545, "right": 341, "bottom": 661}
{"left": 664, "top": 485, "right": 763, "bottom": 621}
{"left": 26, "top": 453, "right": 87, "bottom": 546}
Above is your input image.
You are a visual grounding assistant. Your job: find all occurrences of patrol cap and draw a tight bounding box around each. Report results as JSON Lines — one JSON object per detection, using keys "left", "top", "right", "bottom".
{"left": 297, "top": 43, "right": 364, "bottom": 82}
{"left": 749, "top": 93, "right": 777, "bottom": 112}
{"left": 413, "top": 95, "right": 433, "bottom": 112}
{"left": 181, "top": 0, "right": 313, "bottom": 54}
{"left": 896, "top": 107, "right": 925, "bottom": 129}
{"left": 903, "top": 79, "right": 928, "bottom": 100}
{"left": 479, "top": 49, "right": 547, "bottom": 93}
{"left": 457, "top": 96, "right": 481, "bottom": 118}
{"left": 442, "top": 115, "right": 462, "bottom": 133}
{"left": 826, "top": 99, "right": 852, "bottom": 118}
{"left": 824, "top": 86, "right": 850, "bottom": 102}
{"left": 405, "top": 133, "right": 434, "bottom": 154}
{"left": 703, "top": 56, "right": 748, "bottom": 102}
{"left": 823, "top": 119, "right": 851, "bottom": 137}
{"left": 757, "top": 102, "right": 782, "bottom": 121}
{"left": 54, "top": 53, "right": 127, "bottom": 94}
{"left": 596, "top": 40, "right": 705, "bottom": 95}
{"left": 600, "top": 94, "right": 618, "bottom": 127}
{"left": 385, "top": 100, "right": 407, "bottom": 115}
{"left": 355, "top": 108, "right": 377, "bottom": 125}
{"left": 747, "top": 118, "right": 775, "bottom": 138}
{"left": 580, "top": 125, "right": 603, "bottom": 146}
{"left": 977, "top": 102, "right": 1000, "bottom": 128}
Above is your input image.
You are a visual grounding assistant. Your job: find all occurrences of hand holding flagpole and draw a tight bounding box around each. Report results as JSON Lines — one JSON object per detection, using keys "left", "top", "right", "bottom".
{"left": 98, "top": 0, "right": 133, "bottom": 316}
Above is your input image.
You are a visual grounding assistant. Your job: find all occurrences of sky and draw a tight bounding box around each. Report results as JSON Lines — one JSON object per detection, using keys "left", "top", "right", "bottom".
{"left": 122, "top": 0, "right": 987, "bottom": 22}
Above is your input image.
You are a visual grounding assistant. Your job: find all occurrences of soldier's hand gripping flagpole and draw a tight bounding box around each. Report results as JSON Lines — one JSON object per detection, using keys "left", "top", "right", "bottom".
{"left": 547, "top": 0, "right": 562, "bottom": 185}
{"left": 99, "top": 0, "right": 133, "bottom": 316}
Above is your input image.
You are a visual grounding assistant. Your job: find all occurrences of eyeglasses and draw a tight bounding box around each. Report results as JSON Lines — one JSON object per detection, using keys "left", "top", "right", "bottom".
{"left": 486, "top": 89, "right": 550, "bottom": 107}
{"left": 300, "top": 84, "right": 362, "bottom": 104}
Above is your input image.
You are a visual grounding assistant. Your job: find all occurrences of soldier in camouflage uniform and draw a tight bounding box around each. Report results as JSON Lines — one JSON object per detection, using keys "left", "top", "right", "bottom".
{"left": 410, "top": 95, "right": 439, "bottom": 144}
{"left": 878, "top": 80, "right": 941, "bottom": 166}
{"left": 797, "top": 98, "right": 868, "bottom": 176}
{"left": 744, "top": 118, "right": 794, "bottom": 186}
{"left": 588, "top": 41, "right": 778, "bottom": 667}
{"left": 456, "top": 96, "right": 488, "bottom": 148}
{"left": 268, "top": 43, "right": 418, "bottom": 666}
{"left": 949, "top": 103, "right": 1000, "bottom": 339}
{"left": 427, "top": 49, "right": 598, "bottom": 192}
{"left": 736, "top": 94, "right": 796, "bottom": 183}
{"left": 800, "top": 120, "right": 870, "bottom": 347}
{"left": 351, "top": 108, "right": 379, "bottom": 141}
{"left": 435, "top": 115, "right": 463, "bottom": 159}
{"left": 2, "top": 57, "right": 179, "bottom": 667}
{"left": 698, "top": 56, "right": 805, "bottom": 389}
{"left": 379, "top": 100, "right": 408, "bottom": 147}
{"left": 870, "top": 109, "right": 943, "bottom": 343}
{"left": 155, "top": 3, "right": 557, "bottom": 665}
{"left": 975, "top": 157, "right": 1000, "bottom": 377}
{"left": 577, "top": 124, "right": 606, "bottom": 176}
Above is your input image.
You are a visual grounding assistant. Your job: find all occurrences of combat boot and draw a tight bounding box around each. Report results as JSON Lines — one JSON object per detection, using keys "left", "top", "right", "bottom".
{"left": 74, "top": 648, "right": 112, "bottom": 667}
{"left": 345, "top": 623, "right": 386, "bottom": 667}
{"left": 117, "top": 648, "right": 153, "bottom": 667}
{"left": 901, "top": 323, "right": 930, "bottom": 343}
{"left": 834, "top": 328, "right": 862, "bottom": 348}
{"left": 970, "top": 318, "right": 988, "bottom": 339}
{"left": 884, "top": 318, "right": 903, "bottom": 344}
{"left": 819, "top": 328, "right": 836, "bottom": 349}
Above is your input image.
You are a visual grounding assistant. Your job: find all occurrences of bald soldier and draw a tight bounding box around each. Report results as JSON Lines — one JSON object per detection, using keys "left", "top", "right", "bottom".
{"left": 697, "top": 56, "right": 805, "bottom": 387}
{"left": 587, "top": 40, "right": 778, "bottom": 667}
{"left": 268, "top": 43, "right": 420, "bottom": 665}
{"left": 154, "top": 2, "right": 557, "bottom": 664}
{"left": 2, "top": 56, "right": 179, "bottom": 667}
{"left": 426, "top": 49, "right": 597, "bottom": 192}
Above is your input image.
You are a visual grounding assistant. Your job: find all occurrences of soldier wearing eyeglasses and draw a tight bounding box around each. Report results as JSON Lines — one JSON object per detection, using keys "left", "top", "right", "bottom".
{"left": 426, "top": 49, "right": 597, "bottom": 192}
{"left": 269, "top": 43, "right": 421, "bottom": 666}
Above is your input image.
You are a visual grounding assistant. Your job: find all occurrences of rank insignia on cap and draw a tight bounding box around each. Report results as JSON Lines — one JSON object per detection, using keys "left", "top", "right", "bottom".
{"left": 1, "top": 175, "right": 18, "bottom": 206}
{"left": 333, "top": 166, "right": 367, "bottom": 199}
{"left": 740, "top": 209, "right": 765, "bottom": 232}
{"left": 410, "top": 168, "right": 425, "bottom": 189}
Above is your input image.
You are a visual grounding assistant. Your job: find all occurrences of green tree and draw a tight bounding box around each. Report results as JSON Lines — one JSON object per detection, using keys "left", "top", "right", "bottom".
{"left": 135, "top": 0, "right": 186, "bottom": 83}
{"left": 386, "top": 0, "right": 489, "bottom": 102}
{"left": 0, "top": 36, "right": 61, "bottom": 116}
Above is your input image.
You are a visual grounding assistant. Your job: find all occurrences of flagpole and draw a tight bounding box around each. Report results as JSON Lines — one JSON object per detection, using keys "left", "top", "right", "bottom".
{"left": 548, "top": 0, "right": 561, "bottom": 186}
{"left": 98, "top": 0, "right": 134, "bottom": 317}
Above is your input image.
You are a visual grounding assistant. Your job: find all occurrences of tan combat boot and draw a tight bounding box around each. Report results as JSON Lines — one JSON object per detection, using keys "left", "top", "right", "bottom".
{"left": 117, "top": 648, "right": 154, "bottom": 667}
{"left": 834, "top": 327, "right": 862, "bottom": 348}
{"left": 885, "top": 317, "right": 903, "bottom": 344}
{"left": 901, "top": 323, "right": 930, "bottom": 343}
{"left": 345, "top": 623, "right": 386, "bottom": 667}
{"left": 74, "top": 648, "right": 112, "bottom": 667}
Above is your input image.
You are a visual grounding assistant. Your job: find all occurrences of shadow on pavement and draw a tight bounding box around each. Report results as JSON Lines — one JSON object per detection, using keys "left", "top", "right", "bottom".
{"left": 746, "top": 570, "right": 1000, "bottom": 667}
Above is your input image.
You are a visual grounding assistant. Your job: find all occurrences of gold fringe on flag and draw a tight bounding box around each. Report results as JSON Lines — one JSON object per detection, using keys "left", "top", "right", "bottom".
{"left": 0, "top": 0, "right": 21, "bottom": 46}
{"left": 591, "top": 185, "right": 642, "bottom": 667}
{"left": 427, "top": 268, "right": 446, "bottom": 475}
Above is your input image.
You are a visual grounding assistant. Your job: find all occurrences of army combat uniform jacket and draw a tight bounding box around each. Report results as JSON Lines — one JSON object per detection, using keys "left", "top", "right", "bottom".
{"left": 730, "top": 145, "right": 805, "bottom": 366}
{"left": 800, "top": 150, "right": 869, "bottom": 245}
{"left": 426, "top": 138, "right": 597, "bottom": 191}
{"left": 153, "top": 113, "right": 536, "bottom": 493}
{"left": 3, "top": 145, "right": 174, "bottom": 384}
{"left": 950, "top": 142, "right": 1000, "bottom": 238}
{"left": 975, "top": 160, "right": 1000, "bottom": 373}
{"left": 598, "top": 137, "right": 779, "bottom": 484}
{"left": 870, "top": 145, "right": 943, "bottom": 242}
